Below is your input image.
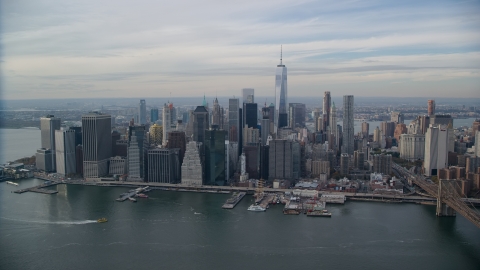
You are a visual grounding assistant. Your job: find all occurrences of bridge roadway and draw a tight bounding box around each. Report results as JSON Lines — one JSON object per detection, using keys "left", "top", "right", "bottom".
{"left": 393, "top": 163, "right": 480, "bottom": 229}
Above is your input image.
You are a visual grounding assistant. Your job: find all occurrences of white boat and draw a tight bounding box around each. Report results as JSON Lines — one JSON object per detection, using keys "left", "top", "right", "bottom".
{"left": 247, "top": 204, "right": 266, "bottom": 212}
{"left": 6, "top": 181, "right": 19, "bottom": 186}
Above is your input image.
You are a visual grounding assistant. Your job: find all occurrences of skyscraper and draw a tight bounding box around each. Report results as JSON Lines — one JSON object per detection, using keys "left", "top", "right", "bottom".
{"left": 228, "top": 98, "right": 240, "bottom": 142}
{"left": 323, "top": 91, "right": 331, "bottom": 130}
{"left": 162, "top": 103, "right": 172, "bottom": 145}
{"left": 82, "top": 112, "right": 112, "bottom": 178}
{"left": 40, "top": 115, "right": 61, "bottom": 149}
{"left": 424, "top": 125, "right": 449, "bottom": 176}
{"left": 139, "top": 99, "right": 147, "bottom": 125}
{"left": 261, "top": 105, "right": 270, "bottom": 146}
{"left": 342, "top": 95, "right": 354, "bottom": 155}
{"left": 428, "top": 100, "right": 435, "bottom": 116}
{"left": 288, "top": 103, "right": 306, "bottom": 128}
{"left": 242, "top": 88, "right": 254, "bottom": 104}
{"left": 275, "top": 47, "right": 288, "bottom": 131}
{"left": 150, "top": 108, "right": 159, "bottom": 123}
{"left": 127, "top": 125, "right": 146, "bottom": 181}
{"left": 40, "top": 115, "right": 61, "bottom": 171}
{"left": 329, "top": 102, "right": 337, "bottom": 150}
{"left": 147, "top": 148, "right": 180, "bottom": 183}
{"left": 361, "top": 122, "right": 369, "bottom": 139}
{"left": 243, "top": 102, "right": 258, "bottom": 128}
{"left": 212, "top": 97, "right": 221, "bottom": 128}
{"left": 149, "top": 124, "right": 163, "bottom": 146}
{"left": 204, "top": 129, "right": 226, "bottom": 186}
{"left": 193, "top": 106, "right": 209, "bottom": 144}
{"left": 181, "top": 141, "right": 203, "bottom": 185}
{"left": 268, "top": 139, "right": 293, "bottom": 180}
{"left": 55, "top": 129, "right": 76, "bottom": 176}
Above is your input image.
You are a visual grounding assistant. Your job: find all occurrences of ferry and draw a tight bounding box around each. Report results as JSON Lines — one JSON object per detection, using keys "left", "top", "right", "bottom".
{"left": 97, "top": 218, "right": 108, "bottom": 223}
{"left": 247, "top": 204, "right": 266, "bottom": 212}
{"left": 129, "top": 197, "right": 137, "bottom": 202}
{"left": 6, "top": 181, "right": 19, "bottom": 186}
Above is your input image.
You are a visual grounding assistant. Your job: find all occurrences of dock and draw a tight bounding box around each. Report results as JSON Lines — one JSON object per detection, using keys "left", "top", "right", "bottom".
{"left": 116, "top": 186, "right": 150, "bottom": 202}
{"left": 13, "top": 181, "right": 59, "bottom": 195}
{"left": 222, "top": 192, "right": 246, "bottom": 209}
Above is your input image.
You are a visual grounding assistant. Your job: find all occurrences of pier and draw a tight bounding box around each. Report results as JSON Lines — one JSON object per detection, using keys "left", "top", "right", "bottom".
{"left": 222, "top": 192, "right": 246, "bottom": 209}
{"left": 13, "top": 181, "right": 59, "bottom": 195}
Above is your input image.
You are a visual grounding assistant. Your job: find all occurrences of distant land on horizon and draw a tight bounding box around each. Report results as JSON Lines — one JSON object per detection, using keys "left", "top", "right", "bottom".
{"left": 1, "top": 96, "right": 480, "bottom": 108}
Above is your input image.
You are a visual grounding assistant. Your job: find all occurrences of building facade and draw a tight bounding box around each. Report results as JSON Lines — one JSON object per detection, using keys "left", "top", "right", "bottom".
{"left": 82, "top": 112, "right": 112, "bottom": 178}
{"left": 55, "top": 129, "right": 76, "bottom": 176}
{"left": 342, "top": 95, "right": 354, "bottom": 155}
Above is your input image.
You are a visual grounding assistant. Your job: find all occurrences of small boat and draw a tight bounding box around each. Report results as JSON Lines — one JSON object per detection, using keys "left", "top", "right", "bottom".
{"left": 136, "top": 193, "right": 148, "bottom": 198}
{"left": 129, "top": 197, "right": 137, "bottom": 202}
{"left": 6, "top": 181, "right": 19, "bottom": 186}
{"left": 97, "top": 218, "right": 108, "bottom": 223}
{"left": 247, "top": 204, "right": 266, "bottom": 212}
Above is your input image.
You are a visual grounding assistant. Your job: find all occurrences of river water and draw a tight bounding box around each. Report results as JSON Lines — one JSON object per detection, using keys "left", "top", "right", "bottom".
{"left": 1, "top": 122, "right": 480, "bottom": 269}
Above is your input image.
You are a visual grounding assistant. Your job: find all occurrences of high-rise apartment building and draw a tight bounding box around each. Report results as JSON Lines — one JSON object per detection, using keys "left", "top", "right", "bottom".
{"left": 361, "top": 122, "right": 369, "bottom": 139}
{"left": 399, "top": 134, "right": 425, "bottom": 161}
{"left": 329, "top": 102, "right": 337, "bottom": 150}
{"left": 82, "top": 112, "right": 112, "bottom": 178}
{"left": 55, "top": 129, "right": 76, "bottom": 176}
{"left": 354, "top": 150, "right": 365, "bottom": 170}
{"left": 275, "top": 48, "right": 288, "bottom": 131}
{"left": 139, "top": 99, "right": 147, "bottom": 125}
{"left": 342, "top": 95, "right": 354, "bottom": 155}
{"left": 427, "top": 100, "right": 435, "bottom": 116}
{"left": 391, "top": 111, "right": 404, "bottom": 124}
{"left": 476, "top": 131, "right": 480, "bottom": 157}
{"left": 323, "top": 91, "right": 331, "bottom": 130}
{"left": 373, "top": 154, "right": 392, "bottom": 175}
{"left": 380, "top": 121, "right": 396, "bottom": 138}
{"left": 424, "top": 125, "right": 449, "bottom": 176}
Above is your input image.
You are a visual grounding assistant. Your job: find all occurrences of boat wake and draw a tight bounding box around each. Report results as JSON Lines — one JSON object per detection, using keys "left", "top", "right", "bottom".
{"left": 0, "top": 217, "right": 97, "bottom": 225}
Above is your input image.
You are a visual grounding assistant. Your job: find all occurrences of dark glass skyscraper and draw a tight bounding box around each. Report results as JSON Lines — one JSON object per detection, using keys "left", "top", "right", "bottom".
{"left": 204, "top": 129, "right": 226, "bottom": 186}
{"left": 193, "top": 106, "right": 209, "bottom": 144}
{"left": 243, "top": 103, "right": 258, "bottom": 128}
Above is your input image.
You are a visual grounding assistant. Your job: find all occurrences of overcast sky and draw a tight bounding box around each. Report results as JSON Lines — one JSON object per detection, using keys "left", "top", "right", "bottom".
{"left": 1, "top": 0, "right": 480, "bottom": 100}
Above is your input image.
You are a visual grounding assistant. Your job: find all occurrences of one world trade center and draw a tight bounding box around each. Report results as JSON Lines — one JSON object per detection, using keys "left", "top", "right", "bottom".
{"left": 275, "top": 46, "right": 288, "bottom": 132}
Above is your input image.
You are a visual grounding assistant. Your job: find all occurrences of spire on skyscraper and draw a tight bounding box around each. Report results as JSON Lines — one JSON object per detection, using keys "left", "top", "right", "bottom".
{"left": 280, "top": 45, "right": 282, "bottom": 65}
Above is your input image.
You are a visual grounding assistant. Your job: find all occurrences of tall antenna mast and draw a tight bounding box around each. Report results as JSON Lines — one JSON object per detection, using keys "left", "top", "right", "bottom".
{"left": 280, "top": 45, "right": 283, "bottom": 65}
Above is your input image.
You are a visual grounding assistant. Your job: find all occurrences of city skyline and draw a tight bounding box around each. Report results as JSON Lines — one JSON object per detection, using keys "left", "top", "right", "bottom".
{"left": 2, "top": 0, "right": 480, "bottom": 100}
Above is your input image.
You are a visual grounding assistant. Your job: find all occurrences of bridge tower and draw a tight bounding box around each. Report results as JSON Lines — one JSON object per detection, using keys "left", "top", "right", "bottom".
{"left": 436, "top": 180, "right": 457, "bottom": 217}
